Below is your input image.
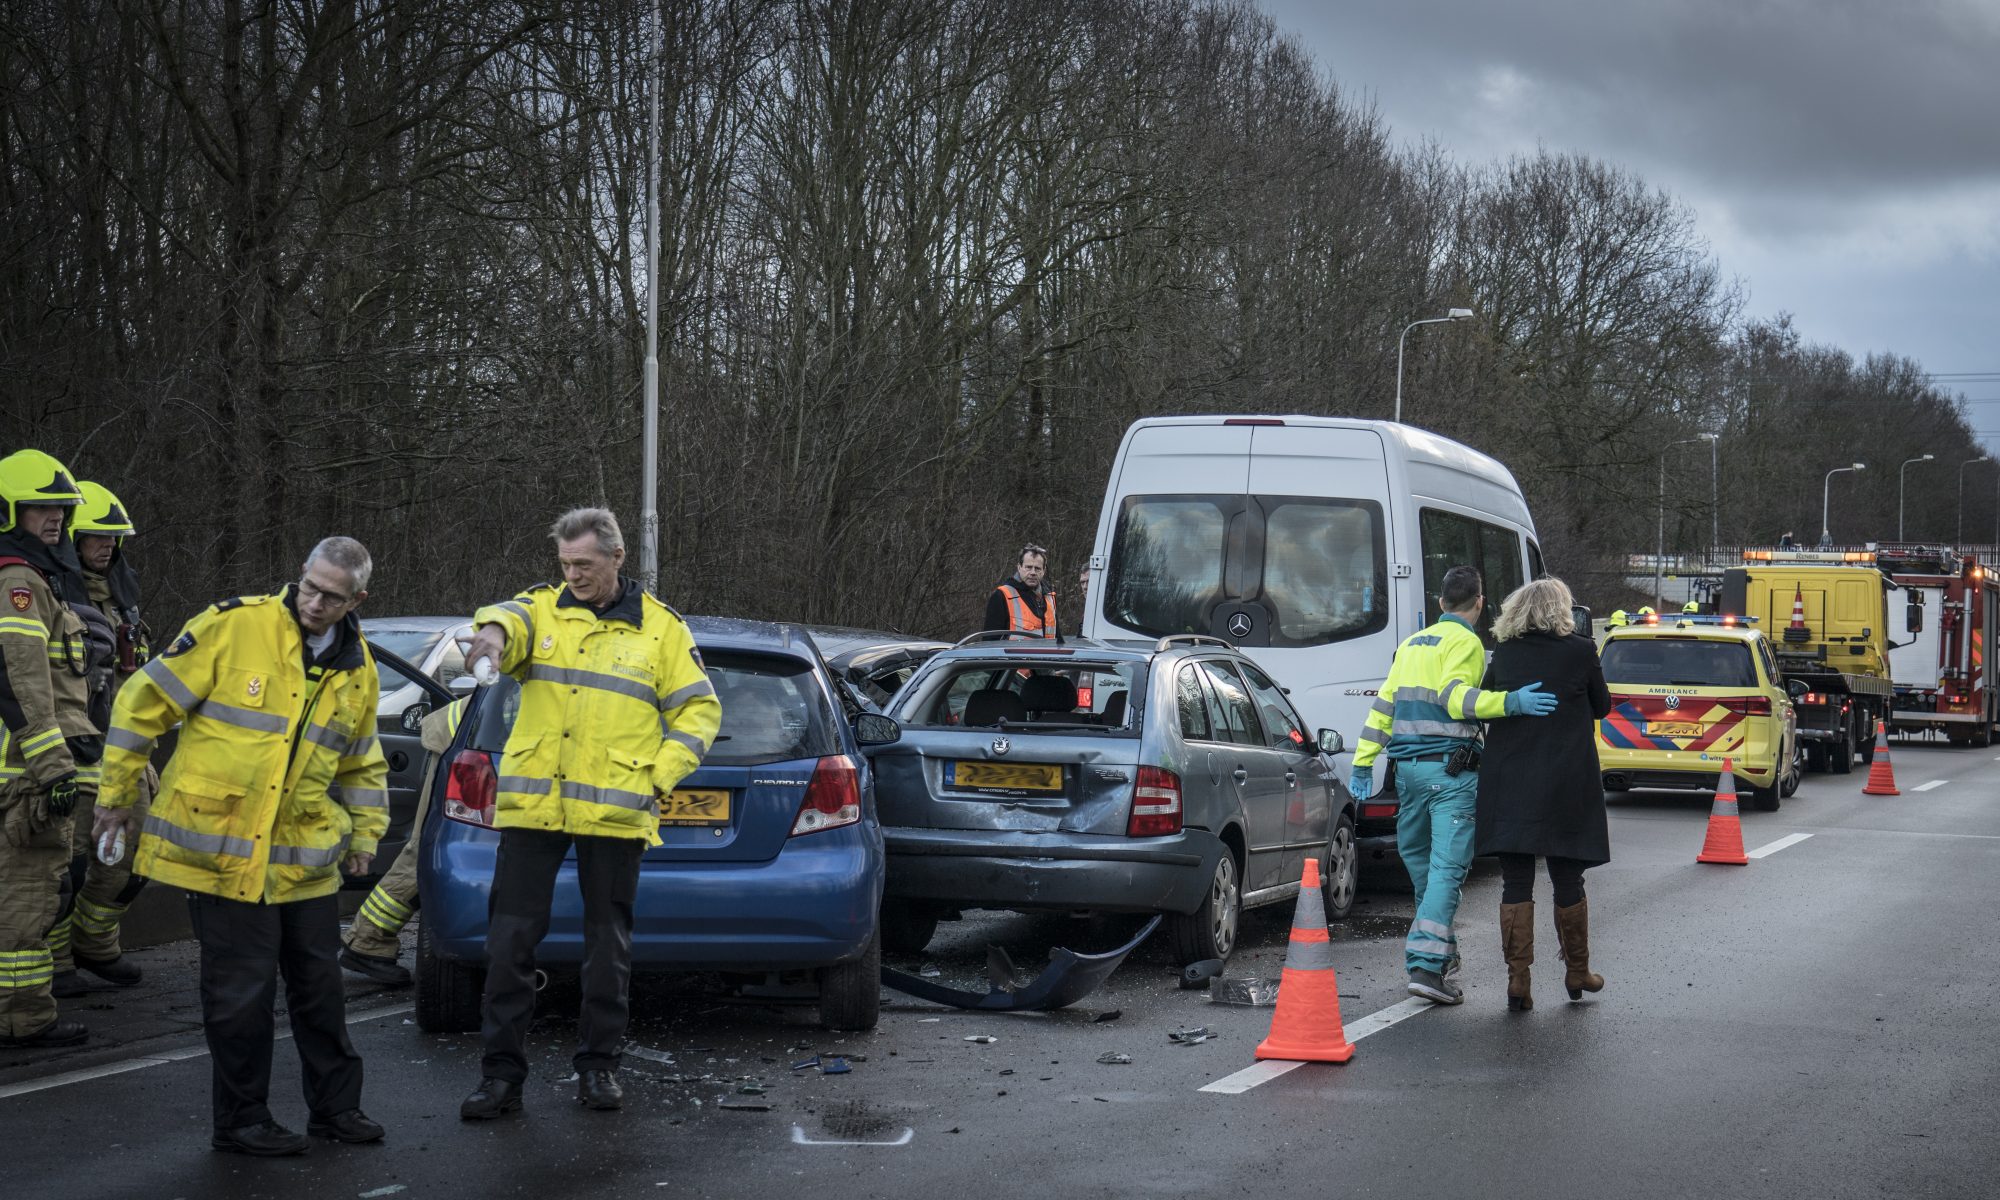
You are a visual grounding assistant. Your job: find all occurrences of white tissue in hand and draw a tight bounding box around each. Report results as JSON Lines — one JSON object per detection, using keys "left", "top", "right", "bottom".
{"left": 472, "top": 656, "right": 499, "bottom": 686}
{"left": 97, "top": 827, "right": 125, "bottom": 866}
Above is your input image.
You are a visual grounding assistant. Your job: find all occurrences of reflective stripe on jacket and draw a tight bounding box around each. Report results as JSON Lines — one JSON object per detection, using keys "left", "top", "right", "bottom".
{"left": 97, "top": 589, "right": 389, "bottom": 903}
{"left": 475, "top": 581, "right": 722, "bottom": 845}
{"left": 997, "top": 584, "right": 1055, "bottom": 638}
{"left": 1352, "top": 614, "right": 1508, "bottom": 769}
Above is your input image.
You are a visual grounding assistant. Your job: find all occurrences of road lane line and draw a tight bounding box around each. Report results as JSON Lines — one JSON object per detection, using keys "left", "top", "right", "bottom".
{"left": 0, "top": 1001, "right": 412, "bottom": 1100}
{"left": 1746, "top": 832, "right": 1814, "bottom": 858}
{"left": 791, "top": 1125, "right": 915, "bottom": 1147}
{"left": 1199, "top": 996, "right": 1434, "bottom": 1094}
{"left": 1912, "top": 780, "right": 1948, "bottom": 792}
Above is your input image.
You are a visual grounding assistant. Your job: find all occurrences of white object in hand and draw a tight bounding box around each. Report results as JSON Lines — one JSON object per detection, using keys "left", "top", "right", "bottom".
{"left": 97, "top": 827, "right": 126, "bottom": 866}
{"left": 471, "top": 656, "right": 500, "bottom": 686}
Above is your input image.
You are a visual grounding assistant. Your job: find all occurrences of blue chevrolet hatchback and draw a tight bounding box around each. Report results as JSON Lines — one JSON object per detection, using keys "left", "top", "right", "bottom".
{"left": 412, "top": 616, "right": 898, "bottom": 1031}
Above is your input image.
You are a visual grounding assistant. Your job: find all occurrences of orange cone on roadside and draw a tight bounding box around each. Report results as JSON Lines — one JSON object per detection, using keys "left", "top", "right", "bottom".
{"left": 1863, "top": 719, "right": 1901, "bottom": 796}
{"left": 1783, "top": 586, "right": 1809, "bottom": 643}
{"left": 1696, "top": 758, "right": 1750, "bottom": 865}
{"left": 1254, "top": 857, "right": 1355, "bottom": 1063}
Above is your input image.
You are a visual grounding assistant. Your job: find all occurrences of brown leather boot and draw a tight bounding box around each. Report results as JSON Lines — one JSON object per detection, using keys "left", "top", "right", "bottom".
{"left": 1554, "top": 898, "right": 1606, "bottom": 1000}
{"left": 1500, "top": 901, "right": 1534, "bottom": 1011}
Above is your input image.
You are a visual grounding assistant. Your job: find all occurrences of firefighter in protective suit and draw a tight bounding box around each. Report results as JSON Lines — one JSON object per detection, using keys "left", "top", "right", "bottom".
{"left": 94, "top": 537, "right": 391, "bottom": 1153}
{"left": 0, "top": 449, "right": 95, "bottom": 1048}
{"left": 48, "top": 482, "right": 153, "bottom": 994}
{"left": 338, "top": 696, "right": 467, "bottom": 985}
{"left": 458, "top": 507, "right": 721, "bottom": 1120}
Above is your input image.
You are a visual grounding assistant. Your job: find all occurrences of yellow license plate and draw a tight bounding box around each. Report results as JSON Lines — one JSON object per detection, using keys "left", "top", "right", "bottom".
{"left": 1647, "top": 722, "right": 1704, "bottom": 739}
{"left": 950, "top": 761, "right": 1063, "bottom": 793}
{"left": 660, "top": 788, "right": 731, "bottom": 826}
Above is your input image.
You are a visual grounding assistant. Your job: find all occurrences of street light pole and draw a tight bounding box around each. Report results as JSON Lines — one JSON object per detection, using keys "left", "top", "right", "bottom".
{"left": 639, "top": 0, "right": 662, "bottom": 595}
{"left": 1658, "top": 435, "right": 1715, "bottom": 608}
{"left": 1899, "top": 454, "right": 1935, "bottom": 542}
{"left": 1958, "top": 456, "right": 1991, "bottom": 547}
{"left": 1822, "top": 463, "right": 1865, "bottom": 547}
{"left": 1709, "top": 434, "right": 1720, "bottom": 563}
{"left": 1394, "top": 307, "right": 1475, "bottom": 423}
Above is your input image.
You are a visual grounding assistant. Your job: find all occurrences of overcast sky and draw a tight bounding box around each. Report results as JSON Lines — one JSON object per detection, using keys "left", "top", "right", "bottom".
{"left": 1260, "top": 0, "right": 2000, "bottom": 442}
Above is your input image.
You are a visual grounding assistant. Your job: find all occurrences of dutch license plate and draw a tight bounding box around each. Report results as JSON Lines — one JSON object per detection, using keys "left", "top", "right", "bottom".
{"left": 660, "top": 788, "right": 731, "bottom": 826}
{"left": 950, "top": 760, "right": 1062, "bottom": 795}
{"left": 1647, "top": 722, "right": 1703, "bottom": 739}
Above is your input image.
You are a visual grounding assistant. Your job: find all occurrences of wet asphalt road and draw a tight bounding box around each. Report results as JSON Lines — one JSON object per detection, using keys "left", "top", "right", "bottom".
{"left": 5, "top": 739, "right": 1996, "bottom": 1199}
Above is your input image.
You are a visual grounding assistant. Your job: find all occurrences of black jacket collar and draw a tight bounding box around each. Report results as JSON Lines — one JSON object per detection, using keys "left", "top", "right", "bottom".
{"left": 557, "top": 577, "right": 643, "bottom": 626}
{"left": 282, "top": 584, "right": 367, "bottom": 670}
{"left": 0, "top": 527, "right": 85, "bottom": 602}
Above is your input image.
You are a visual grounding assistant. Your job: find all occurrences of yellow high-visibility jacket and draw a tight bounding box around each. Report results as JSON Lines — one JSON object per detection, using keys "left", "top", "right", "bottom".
{"left": 98, "top": 589, "right": 389, "bottom": 903}
{"left": 475, "top": 580, "right": 721, "bottom": 845}
{"left": 1352, "top": 614, "right": 1510, "bottom": 769}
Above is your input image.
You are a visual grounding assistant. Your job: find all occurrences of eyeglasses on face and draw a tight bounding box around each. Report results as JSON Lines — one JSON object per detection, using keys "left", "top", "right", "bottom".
{"left": 297, "top": 577, "right": 356, "bottom": 607}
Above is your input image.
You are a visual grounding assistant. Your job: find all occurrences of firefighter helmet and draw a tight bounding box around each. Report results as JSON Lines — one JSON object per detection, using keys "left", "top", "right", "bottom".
{"left": 1682, "top": 600, "right": 1700, "bottom": 614}
{"left": 72, "top": 481, "right": 136, "bottom": 541}
{"left": 0, "top": 448, "right": 84, "bottom": 533}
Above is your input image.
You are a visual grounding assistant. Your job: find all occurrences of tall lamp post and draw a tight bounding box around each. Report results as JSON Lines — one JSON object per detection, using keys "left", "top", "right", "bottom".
{"left": 1657, "top": 434, "right": 1718, "bottom": 608}
{"left": 1958, "top": 456, "right": 1992, "bottom": 547}
{"left": 1394, "top": 307, "right": 1475, "bottom": 423}
{"left": 1822, "top": 463, "right": 1865, "bottom": 547}
{"left": 1898, "top": 453, "right": 1934, "bottom": 541}
{"left": 638, "top": 0, "right": 662, "bottom": 595}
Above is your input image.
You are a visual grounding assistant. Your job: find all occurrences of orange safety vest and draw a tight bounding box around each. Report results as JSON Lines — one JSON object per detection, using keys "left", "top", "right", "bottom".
{"left": 997, "top": 584, "right": 1056, "bottom": 638}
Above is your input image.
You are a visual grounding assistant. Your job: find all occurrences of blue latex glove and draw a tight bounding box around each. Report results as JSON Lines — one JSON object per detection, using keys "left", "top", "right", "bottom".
{"left": 1506, "top": 681, "right": 1558, "bottom": 717}
{"left": 1347, "top": 765, "right": 1373, "bottom": 799}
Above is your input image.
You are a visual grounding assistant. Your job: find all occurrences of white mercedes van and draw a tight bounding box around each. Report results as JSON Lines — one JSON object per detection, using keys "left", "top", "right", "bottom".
{"left": 1080, "top": 415, "right": 1543, "bottom": 776}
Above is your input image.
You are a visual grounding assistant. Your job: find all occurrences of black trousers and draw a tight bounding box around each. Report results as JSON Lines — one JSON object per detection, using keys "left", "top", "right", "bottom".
{"left": 1497, "top": 853, "right": 1589, "bottom": 906}
{"left": 479, "top": 828, "right": 645, "bottom": 1083}
{"left": 185, "top": 891, "right": 363, "bottom": 1130}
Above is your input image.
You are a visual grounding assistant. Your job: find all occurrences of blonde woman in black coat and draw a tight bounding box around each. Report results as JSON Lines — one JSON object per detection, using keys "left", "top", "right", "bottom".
{"left": 1475, "top": 578, "right": 1613, "bottom": 1011}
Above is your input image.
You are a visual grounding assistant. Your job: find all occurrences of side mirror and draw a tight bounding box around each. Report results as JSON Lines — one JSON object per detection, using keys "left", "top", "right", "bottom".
{"left": 1571, "top": 604, "right": 1593, "bottom": 637}
{"left": 400, "top": 702, "right": 433, "bottom": 734}
{"left": 853, "top": 712, "right": 902, "bottom": 747}
{"left": 1316, "top": 728, "right": 1346, "bottom": 756}
{"left": 449, "top": 674, "right": 478, "bottom": 693}
{"left": 1906, "top": 601, "right": 1923, "bottom": 635}
{"left": 1786, "top": 679, "right": 1809, "bottom": 699}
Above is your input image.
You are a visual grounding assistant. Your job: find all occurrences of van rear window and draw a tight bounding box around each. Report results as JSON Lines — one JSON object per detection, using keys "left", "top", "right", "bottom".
{"left": 1601, "top": 639, "right": 1757, "bottom": 688}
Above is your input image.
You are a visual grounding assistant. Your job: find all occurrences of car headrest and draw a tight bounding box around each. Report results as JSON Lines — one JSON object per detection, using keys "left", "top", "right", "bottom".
{"left": 963, "top": 688, "right": 1027, "bottom": 727}
{"left": 1019, "top": 674, "right": 1078, "bottom": 714}
{"left": 1101, "top": 690, "right": 1128, "bottom": 726}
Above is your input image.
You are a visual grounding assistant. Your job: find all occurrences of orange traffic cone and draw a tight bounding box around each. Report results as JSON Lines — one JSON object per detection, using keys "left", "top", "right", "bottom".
{"left": 1862, "top": 719, "right": 1901, "bottom": 796}
{"left": 1254, "top": 857, "right": 1355, "bottom": 1063}
{"left": 1783, "top": 586, "right": 1808, "bottom": 644}
{"left": 1696, "top": 758, "right": 1749, "bottom": 865}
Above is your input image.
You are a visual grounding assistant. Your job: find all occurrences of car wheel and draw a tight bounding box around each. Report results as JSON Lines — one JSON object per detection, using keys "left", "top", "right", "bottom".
{"left": 1168, "top": 847, "right": 1241, "bottom": 966}
{"left": 1780, "top": 760, "right": 1801, "bottom": 798}
{"left": 1748, "top": 775, "right": 1781, "bottom": 812}
{"left": 1858, "top": 721, "right": 1877, "bottom": 766}
{"left": 1321, "top": 811, "right": 1358, "bottom": 922}
{"left": 414, "top": 919, "right": 483, "bottom": 1034}
{"left": 1830, "top": 725, "right": 1855, "bottom": 775}
{"left": 817, "top": 925, "right": 882, "bottom": 1031}
{"left": 878, "top": 902, "right": 939, "bottom": 957}
{"left": 1978, "top": 723, "right": 1996, "bottom": 749}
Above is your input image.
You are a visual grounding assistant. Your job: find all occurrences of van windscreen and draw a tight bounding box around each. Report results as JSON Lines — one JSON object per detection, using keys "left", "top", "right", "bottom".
{"left": 1105, "top": 494, "right": 1387, "bottom": 647}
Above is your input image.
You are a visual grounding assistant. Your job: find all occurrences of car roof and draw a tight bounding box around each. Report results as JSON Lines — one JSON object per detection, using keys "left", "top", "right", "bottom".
{"left": 925, "top": 636, "right": 1217, "bottom": 667}
{"left": 804, "top": 625, "right": 950, "bottom": 661}
{"left": 685, "top": 614, "right": 827, "bottom": 660}
{"left": 361, "top": 615, "right": 471, "bottom": 633}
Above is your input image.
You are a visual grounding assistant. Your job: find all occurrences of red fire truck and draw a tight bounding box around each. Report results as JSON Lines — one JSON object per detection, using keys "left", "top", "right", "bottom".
{"left": 1881, "top": 546, "right": 2000, "bottom": 746}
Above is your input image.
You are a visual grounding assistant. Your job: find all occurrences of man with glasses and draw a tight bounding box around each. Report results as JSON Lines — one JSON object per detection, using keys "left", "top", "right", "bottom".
{"left": 93, "top": 537, "right": 390, "bottom": 1155}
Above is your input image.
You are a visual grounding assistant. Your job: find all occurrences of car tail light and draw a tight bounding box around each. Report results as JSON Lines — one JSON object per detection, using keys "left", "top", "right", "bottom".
{"left": 792, "top": 755, "right": 862, "bottom": 836}
{"left": 1359, "top": 802, "right": 1398, "bottom": 820}
{"left": 1127, "top": 765, "right": 1182, "bottom": 837}
{"left": 1720, "top": 697, "right": 1772, "bottom": 716}
{"left": 443, "top": 750, "right": 496, "bottom": 827}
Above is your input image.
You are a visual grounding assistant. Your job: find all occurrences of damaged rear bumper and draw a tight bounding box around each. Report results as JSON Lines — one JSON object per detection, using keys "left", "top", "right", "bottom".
{"left": 882, "top": 827, "right": 1224, "bottom": 916}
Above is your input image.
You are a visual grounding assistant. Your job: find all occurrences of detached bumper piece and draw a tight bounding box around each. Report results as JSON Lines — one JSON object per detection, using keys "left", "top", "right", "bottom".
{"left": 879, "top": 915, "right": 1161, "bottom": 1011}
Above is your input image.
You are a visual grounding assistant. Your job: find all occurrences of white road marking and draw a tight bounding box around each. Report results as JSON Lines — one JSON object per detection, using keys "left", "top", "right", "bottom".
{"left": 1199, "top": 996, "right": 1435, "bottom": 1094}
{"left": 1912, "top": 779, "right": 1948, "bottom": 792}
{"left": 0, "top": 1001, "right": 412, "bottom": 1101}
{"left": 1746, "top": 832, "right": 1814, "bottom": 858}
{"left": 791, "top": 1124, "right": 915, "bottom": 1147}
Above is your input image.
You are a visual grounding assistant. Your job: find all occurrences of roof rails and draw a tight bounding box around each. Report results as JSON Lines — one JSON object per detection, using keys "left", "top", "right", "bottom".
{"left": 1152, "top": 634, "right": 1235, "bottom": 653}
{"left": 953, "top": 630, "right": 1051, "bottom": 648}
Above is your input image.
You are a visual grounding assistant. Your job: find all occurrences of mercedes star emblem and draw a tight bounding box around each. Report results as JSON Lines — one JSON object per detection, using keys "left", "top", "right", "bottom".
{"left": 991, "top": 737, "right": 1011, "bottom": 756}
{"left": 1227, "top": 613, "right": 1253, "bottom": 639}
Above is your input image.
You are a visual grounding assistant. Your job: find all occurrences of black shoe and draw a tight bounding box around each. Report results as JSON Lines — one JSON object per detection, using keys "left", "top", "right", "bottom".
{"left": 460, "top": 1077, "right": 523, "bottom": 1120}
{"left": 74, "top": 953, "right": 142, "bottom": 987}
{"left": 211, "top": 1120, "right": 309, "bottom": 1156}
{"left": 578, "top": 1069, "right": 623, "bottom": 1111}
{"left": 338, "top": 947, "right": 413, "bottom": 987}
{"left": 1407, "top": 968, "right": 1464, "bottom": 1005}
{"left": 308, "top": 1108, "right": 385, "bottom": 1143}
{"left": 0, "top": 1018, "right": 89, "bottom": 1048}
{"left": 50, "top": 970, "right": 89, "bottom": 998}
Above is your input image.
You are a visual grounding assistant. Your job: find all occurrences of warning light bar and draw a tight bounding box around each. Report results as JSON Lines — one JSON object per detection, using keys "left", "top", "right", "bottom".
{"left": 1673, "top": 615, "right": 1759, "bottom": 627}
{"left": 1742, "top": 549, "right": 1876, "bottom": 564}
